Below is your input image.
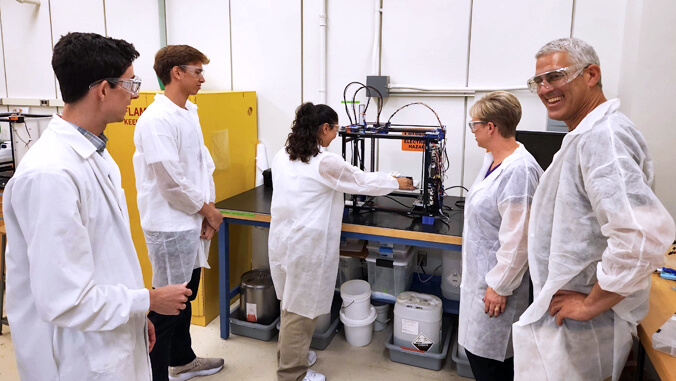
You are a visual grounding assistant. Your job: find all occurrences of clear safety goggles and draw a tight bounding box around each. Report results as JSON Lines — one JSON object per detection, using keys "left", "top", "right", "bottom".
{"left": 467, "top": 120, "right": 488, "bottom": 133}
{"left": 89, "top": 76, "right": 142, "bottom": 96}
{"left": 526, "top": 63, "right": 590, "bottom": 93}
{"left": 179, "top": 65, "right": 205, "bottom": 78}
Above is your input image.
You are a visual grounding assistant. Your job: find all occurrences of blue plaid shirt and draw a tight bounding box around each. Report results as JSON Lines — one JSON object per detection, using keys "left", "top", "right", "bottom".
{"left": 65, "top": 120, "right": 108, "bottom": 155}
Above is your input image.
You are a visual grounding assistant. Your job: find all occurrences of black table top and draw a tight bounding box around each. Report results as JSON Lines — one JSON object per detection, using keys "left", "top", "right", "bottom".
{"left": 216, "top": 186, "right": 464, "bottom": 238}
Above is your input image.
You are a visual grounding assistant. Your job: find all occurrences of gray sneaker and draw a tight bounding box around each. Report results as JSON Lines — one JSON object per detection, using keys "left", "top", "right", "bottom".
{"left": 169, "top": 357, "right": 224, "bottom": 381}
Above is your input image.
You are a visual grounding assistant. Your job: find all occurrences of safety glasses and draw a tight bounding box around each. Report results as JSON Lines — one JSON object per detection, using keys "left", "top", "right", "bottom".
{"left": 179, "top": 65, "right": 205, "bottom": 78}
{"left": 526, "top": 63, "right": 590, "bottom": 93}
{"left": 468, "top": 120, "right": 488, "bottom": 133}
{"left": 89, "top": 76, "right": 142, "bottom": 96}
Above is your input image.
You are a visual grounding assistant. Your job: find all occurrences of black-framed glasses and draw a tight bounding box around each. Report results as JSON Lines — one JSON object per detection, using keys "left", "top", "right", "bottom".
{"left": 468, "top": 120, "right": 488, "bottom": 133}
{"left": 89, "top": 76, "right": 142, "bottom": 96}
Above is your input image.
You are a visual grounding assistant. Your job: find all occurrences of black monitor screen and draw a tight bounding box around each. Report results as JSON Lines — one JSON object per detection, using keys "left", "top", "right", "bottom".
{"left": 515, "top": 130, "right": 566, "bottom": 170}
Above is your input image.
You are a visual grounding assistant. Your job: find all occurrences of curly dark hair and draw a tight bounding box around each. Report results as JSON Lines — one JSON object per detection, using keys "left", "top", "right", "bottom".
{"left": 286, "top": 102, "right": 338, "bottom": 163}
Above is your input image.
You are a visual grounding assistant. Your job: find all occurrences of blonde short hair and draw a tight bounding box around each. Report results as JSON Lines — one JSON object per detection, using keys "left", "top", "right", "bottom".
{"left": 469, "top": 91, "right": 522, "bottom": 138}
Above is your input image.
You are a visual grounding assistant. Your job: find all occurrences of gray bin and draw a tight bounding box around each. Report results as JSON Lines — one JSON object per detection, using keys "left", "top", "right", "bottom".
{"left": 385, "top": 316, "right": 452, "bottom": 371}
{"left": 276, "top": 295, "right": 342, "bottom": 350}
{"left": 450, "top": 331, "right": 475, "bottom": 379}
{"left": 310, "top": 301, "right": 341, "bottom": 350}
{"left": 230, "top": 305, "right": 280, "bottom": 341}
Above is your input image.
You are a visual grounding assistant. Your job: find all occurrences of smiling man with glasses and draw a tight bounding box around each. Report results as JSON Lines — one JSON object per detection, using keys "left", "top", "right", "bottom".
{"left": 133, "top": 45, "right": 224, "bottom": 381}
{"left": 512, "top": 38, "right": 675, "bottom": 381}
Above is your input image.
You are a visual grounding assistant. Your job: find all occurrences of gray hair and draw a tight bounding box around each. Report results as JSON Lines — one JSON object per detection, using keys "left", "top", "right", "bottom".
{"left": 536, "top": 37, "right": 602, "bottom": 88}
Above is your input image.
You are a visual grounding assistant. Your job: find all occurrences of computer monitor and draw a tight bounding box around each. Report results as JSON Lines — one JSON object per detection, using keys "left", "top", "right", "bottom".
{"left": 515, "top": 130, "right": 566, "bottom": 170}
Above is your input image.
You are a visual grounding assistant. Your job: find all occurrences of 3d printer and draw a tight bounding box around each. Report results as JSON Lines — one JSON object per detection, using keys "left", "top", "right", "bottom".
{"left": 340, "top": 82, "right": 449, "bottom": 225}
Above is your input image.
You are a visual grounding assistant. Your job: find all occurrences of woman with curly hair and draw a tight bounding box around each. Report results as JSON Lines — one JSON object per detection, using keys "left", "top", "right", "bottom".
{"left": 269, "top": 102, "right": 414, "bottom": 381}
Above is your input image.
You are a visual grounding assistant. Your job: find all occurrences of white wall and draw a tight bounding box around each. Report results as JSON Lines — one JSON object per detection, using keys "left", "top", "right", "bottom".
{"left": 166, "top": 0, "right": 232, "bottom": 92}
{"left": 231, "top": 0, "right": 302, "bottom": 160}
{"left": 0, "top": 0, "right": 673, "bottom": 221}
{"left": 618, "top": 0, "right": 676, "bottom": 220}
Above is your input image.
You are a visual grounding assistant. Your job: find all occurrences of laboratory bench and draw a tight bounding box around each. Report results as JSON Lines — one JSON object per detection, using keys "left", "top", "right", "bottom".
{"left": 215, "top": 185, "right": 464, "bottom": 340}
{"left": 637, "top": 273, "right": 676, "bottom": 381}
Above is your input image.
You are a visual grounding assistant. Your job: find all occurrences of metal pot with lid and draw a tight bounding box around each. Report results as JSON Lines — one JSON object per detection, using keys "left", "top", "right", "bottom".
{"left": 240, "top": 269, "right": 280, "bottom": 325}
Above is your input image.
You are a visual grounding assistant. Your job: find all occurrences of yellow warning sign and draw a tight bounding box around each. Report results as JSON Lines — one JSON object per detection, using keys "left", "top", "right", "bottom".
{"left": 402, "top": 132, "right": 424, "bottom": 151}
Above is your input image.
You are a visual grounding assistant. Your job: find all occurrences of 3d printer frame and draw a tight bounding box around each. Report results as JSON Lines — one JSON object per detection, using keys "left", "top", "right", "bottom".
{"left": 340, "top": 122, "right": 447, "bottom": 224}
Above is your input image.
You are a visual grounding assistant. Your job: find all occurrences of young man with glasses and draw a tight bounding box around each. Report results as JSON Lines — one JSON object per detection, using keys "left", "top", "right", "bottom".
{"left": 3, "top": 32, "right": 192, "bottom": 380}
{"left": 513, "top": 37, "right": 675, "bottom": 381}
{"left": 133, "top": 45, "right": 224, "bottom": 381}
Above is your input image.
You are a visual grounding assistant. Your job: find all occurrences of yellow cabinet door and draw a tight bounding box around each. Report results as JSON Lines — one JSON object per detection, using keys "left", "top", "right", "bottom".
{"left": 106, "top": 91, "right": 257, "bottom": 326}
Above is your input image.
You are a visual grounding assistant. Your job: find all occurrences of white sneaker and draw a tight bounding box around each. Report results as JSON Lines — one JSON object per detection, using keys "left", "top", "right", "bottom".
{"left": 303, "top": 369, "right": 326, "bottom": 381}
{"left": 307, "top": 350, "right": 317, "bottom": 367}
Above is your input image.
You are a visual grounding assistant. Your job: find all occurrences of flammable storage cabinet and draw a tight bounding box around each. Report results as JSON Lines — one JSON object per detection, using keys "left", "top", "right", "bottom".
{"left": 105, "top": 91, "right": 257, "bottom": 326}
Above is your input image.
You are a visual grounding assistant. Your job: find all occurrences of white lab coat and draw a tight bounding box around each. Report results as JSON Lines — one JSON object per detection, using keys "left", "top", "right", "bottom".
{"left": 134, "top": 94, "right": 216, "bottom": 287}
{"left": 3, "top": 116, "right": 152, "bottom": 381}
{"left": 268, "top": 148, "right": 398, "bottom": 318}
{"left": 458, "top": 144, "right": 542, "bottom": 361}
{"left": 513, "top": 99, "right": 676, "bottom": 381}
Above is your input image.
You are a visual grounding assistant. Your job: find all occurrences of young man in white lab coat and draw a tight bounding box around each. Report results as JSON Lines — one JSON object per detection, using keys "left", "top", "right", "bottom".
{"left": 3, "top": 32, "right": 192, "bottom": 381}
{"left": 512, "top": 37, "right": 676, "bottom": 381}
{"left": 133, "top": 45, "right": 224, "bottom": 381}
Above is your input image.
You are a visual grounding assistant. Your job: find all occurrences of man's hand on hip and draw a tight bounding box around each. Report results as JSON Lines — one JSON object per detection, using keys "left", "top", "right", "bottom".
{"left": 548, "top": 283, "right": 625, "bottom": 326}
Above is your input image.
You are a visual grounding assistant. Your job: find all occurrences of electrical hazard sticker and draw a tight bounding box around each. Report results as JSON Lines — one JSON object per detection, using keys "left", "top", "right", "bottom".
{"left": 402, "top": 132, "right": 425, "bottom": 151}
{"left": 411, "top": 333, "right": 434, "bottom": 352}
{"left": 446, "top": 270, "right": 461, "bottom": 288}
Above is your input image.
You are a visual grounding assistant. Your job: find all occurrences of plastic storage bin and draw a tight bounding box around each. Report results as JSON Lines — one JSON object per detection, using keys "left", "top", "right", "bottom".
{"left": 367, "top": 240, "right": 410, "bottom": 259}
{"left": 340, "top": 237, "right": 366, "bottom": 252}
{"left": 366, "top": 249, "right": 415, "bottom": 297}
{"left": 385, "top": 316, "right": 452, "bottom": 371}
{"left": 451, "top": 332, "right": 475, "bottom": 378}
{"left": 335, "top": 255, "right": 366, "bottom": 289}
{"left": 441, "top": 250, "right": 462, "bottom": 301}
{"left": 230, "top": 305, "right": 280, "bottom": 341}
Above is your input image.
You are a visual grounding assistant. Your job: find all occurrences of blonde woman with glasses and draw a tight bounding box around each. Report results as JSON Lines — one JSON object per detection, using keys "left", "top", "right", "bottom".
{"left": 458, "top": 91, "right": 542, "bottom": 381}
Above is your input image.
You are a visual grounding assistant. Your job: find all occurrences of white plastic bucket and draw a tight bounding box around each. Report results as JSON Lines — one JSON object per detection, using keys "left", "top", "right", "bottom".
{"left": 340, "top": 305, "right": 377, "bottom": 347}
{"left": 373, "top": 301, "right": 390, "bottom": 332}
{"left": 340, "top": 280, "right": 372, "bottom": 320}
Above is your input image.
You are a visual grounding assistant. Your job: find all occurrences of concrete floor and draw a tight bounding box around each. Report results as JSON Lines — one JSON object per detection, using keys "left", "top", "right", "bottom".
{"left": 0, "top": 314, "right": 467, "bottom": 381}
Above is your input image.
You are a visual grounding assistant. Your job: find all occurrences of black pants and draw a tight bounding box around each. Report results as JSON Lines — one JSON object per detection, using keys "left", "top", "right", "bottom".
{"left": 148, "top": 268, "right": 201, "bottom": 381}
{"left": 465, "top": 348, "right": 514, "bottom": 381}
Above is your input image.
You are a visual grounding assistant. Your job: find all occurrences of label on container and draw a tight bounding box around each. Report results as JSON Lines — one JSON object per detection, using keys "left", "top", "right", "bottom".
{"left": 401, "top": 319, "right": 419, "bottom": 335}
{"left": 446, "top": 270, "right": 461, "bottom": 288}
{"left": 246, "top": 303, "right": 258, "bottom": 323}
{"left": 412, "top": 333, "right": 434, "bottom": 352}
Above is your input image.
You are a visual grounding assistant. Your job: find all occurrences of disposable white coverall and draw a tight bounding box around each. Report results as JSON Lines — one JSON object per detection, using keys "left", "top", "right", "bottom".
{"left": 134, "top": 94, "right": 216, "bottom": 287}
{"left": 268, "top": 148, "right": 398, "bottom": 318}
{"left": 4, "top": 116, "right": 151, "bottom": 380}
{"left": 458, "top": 144, "right": 542, "bottom": 361}
{"left": 513, "top": 99, "right": 676, "bottom": 381}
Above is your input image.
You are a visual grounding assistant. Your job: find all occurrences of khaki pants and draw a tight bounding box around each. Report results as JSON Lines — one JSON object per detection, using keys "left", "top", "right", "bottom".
{"left": 277, "top": 309, "right": 318, "bottom": 381}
